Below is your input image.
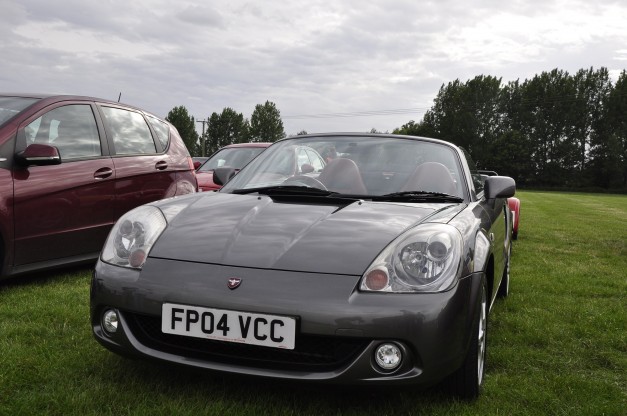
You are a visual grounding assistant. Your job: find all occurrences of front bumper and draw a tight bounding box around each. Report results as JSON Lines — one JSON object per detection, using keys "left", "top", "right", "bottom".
{"left": 90, "top": 258, "right": 483, "bottom": 386}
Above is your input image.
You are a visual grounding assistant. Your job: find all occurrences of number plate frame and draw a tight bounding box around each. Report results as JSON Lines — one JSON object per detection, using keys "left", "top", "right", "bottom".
{"left": 161, "top": 303, "right": 296, "bottom": 350}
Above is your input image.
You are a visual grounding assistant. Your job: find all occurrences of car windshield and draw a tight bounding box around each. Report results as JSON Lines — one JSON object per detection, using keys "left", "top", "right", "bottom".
{"left": 198, "top": 147, "right": 266, "bottom": 172}
{"left": 0, "top": 96, "right": 40, "bottom": 128}
{"left": 221, "top": 135, "right": 466, "bottom": 199}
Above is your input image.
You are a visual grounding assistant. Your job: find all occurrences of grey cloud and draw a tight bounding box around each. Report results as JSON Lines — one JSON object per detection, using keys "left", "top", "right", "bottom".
{"left": 177, "top": 5, "right": 225, "bottom": 27}
{"left": 1, "top": 0, "right": 626, "bottom": 136}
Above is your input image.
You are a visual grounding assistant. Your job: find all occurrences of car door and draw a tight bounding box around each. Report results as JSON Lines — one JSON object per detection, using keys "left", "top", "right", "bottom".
{"left": 12, "top": 102, "right": 115, "bottom": 266}
{"left": 463, "top": 149, "right": 508, "bottom": 281}
{"left": 98, "top": 104, "right": 176, "bottom": 218}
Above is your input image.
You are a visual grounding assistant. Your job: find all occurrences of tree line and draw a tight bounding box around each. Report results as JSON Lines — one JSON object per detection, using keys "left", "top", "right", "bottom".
{"left": 166, "top": 101, "right": 285, "bottom": 157}
{"left": 166, "top": 67, "right": 626, "bottom": 190}
{"left": 394, "top": 67, "right": 627, "bottom": 190}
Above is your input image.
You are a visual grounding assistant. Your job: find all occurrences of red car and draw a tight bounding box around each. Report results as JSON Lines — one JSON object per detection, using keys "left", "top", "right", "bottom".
{"left": 0, "top": 93, "right": 197, "bottom": 280}
{"left": 508, "top": 197, "right": 521, "bottom": 240}
{"left": 196, "top": 143, "right": 271, "bottom": 191}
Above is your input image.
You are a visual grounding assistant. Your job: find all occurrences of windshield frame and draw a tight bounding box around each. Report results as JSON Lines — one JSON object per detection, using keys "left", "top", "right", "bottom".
{"left": 220, "top": 134, "right": 469, "bottom": 201}
{"left": 0, "top": 96, "right": 41, "bottom": 128}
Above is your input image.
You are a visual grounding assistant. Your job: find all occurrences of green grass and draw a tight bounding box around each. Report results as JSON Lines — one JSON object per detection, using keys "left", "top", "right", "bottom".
{"left": 1, "top": 191, "right": 625, "bottom": 415}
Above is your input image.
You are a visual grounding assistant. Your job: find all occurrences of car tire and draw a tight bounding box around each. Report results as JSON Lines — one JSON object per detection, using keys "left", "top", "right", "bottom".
{"left": 497, "top": 244, "right": 511, "bottom": 298}
{"left": 445, "top": 276, "right": 487, "bottom": 400}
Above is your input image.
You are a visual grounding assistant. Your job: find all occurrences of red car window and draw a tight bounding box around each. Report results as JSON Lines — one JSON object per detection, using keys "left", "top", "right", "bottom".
{"left": 101, "top": 106, "right": 156, "bottom": 155}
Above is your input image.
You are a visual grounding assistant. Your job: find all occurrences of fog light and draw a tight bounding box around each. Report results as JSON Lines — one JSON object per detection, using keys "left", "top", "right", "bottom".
{"left": 102, "top": 309, "right": 119, "bottom": 334}
{"left": 374, "top": 343, "right": 402, "bottom": 371}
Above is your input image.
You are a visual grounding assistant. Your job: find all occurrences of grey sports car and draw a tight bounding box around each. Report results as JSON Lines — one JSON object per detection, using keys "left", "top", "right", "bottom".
{"left": 91, "top": 133, "right": 515, "bottom": 399}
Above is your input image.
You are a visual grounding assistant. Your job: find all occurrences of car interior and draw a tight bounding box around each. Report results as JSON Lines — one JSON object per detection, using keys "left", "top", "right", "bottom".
{"left": 306, "top": 141, "right": 462, "bottom": 197}
{"left": 318, "top": 158, "right": 368, "bottom": 194}
{"left": 400, "top": 162, "right": 458, "bottom": 195}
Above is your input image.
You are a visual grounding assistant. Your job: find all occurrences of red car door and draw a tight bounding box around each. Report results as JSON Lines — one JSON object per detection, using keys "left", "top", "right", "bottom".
{"left": 98, "top": 105, "right": 176, "bottom": 218}
{"left": 12, "top": 102, "right": 115, "bottom": 267}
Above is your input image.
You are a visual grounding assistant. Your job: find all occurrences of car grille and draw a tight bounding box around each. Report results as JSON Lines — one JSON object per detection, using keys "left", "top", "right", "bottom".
{"left": 125, "top": 312, "right": 370, "bottom": 372}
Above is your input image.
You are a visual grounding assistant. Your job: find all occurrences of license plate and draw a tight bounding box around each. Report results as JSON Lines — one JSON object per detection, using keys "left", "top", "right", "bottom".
{"left": 161, "top": 303, "right": 296, "bottom": 349}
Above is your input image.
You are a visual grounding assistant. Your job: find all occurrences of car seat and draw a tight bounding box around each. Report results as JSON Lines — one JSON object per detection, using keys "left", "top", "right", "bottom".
{"left": 401, "top": 162, "right": 457, "bottom": 196}
{"left": 318, "top": 158, "right": 368, "bottom": 194}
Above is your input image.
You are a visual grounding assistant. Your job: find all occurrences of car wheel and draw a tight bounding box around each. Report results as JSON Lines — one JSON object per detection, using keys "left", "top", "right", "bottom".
{"left": 497, "top": 244, "right": 511, "bottom": 298}
{"left": 446, "top": 277, "right": 487, "bottom": 400}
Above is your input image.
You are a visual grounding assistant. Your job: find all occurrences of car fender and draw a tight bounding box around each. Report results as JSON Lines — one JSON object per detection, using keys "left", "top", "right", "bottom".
{"left": 473, "top": 231, "right": 491, "bottom": 274}
{"left": 173, "top": 171, "right": 198, "bottom": 195}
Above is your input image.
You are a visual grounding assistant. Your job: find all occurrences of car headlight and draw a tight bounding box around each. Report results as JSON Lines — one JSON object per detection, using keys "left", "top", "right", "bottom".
{"left": 101, "top": 205, "right": 167, "bottom": 269}
{"left": 360, "top": 224, "right": 463, "bottom": 293}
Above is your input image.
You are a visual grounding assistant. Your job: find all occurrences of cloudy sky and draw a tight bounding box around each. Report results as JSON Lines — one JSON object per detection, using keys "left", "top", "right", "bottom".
{"left": 2, "top": 0, "right": 626, "bottom": 136}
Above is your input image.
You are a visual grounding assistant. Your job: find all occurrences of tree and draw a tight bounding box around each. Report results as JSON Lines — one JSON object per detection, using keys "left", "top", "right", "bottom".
{"left": 421, "top": 75, "right": 503, "bottom": 161}
{"left": 249, "top": 101, "right": 285, "bottom": 142}
{"left": 489, "top": 130, "right": 536, "bottom": 186}
{"left": 391, "top": 67, "right": 623, "bottom": 189}
{"left": 165, "top": 106, "right": 199, "bottom": 156}
{"left": 392, "top": 120, "right": 434, "bottom": 137}
{"left": 496, "top": 80, "right": 536, "bottom": 183}
{"left": 570, "top": 67, "right": 612, "bottom": 185}
{"left": 519, "top": 70, "right": 580, "bottom": 186}
{"left": 590, "top": 70, "right": 627, "bottom": 188}
{"left": 204, "top": 108, "right": 250, "bottom": 155}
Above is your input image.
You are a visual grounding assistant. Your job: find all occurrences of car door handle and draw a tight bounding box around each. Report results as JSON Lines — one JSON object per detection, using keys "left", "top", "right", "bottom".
{"left": 155, "top": 160, "right": 168, "bottom": 170}
{"left": 94, "top": 167, "right": 113, "bottom": 180}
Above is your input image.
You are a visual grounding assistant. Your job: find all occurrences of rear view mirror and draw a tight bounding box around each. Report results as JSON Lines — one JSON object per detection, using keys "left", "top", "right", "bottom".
{"left": 15, "top": 144, "right": 62, "bottom": 166}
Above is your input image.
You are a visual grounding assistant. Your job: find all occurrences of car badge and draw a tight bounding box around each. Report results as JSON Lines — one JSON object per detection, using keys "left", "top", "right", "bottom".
{"left": 227, "top": 277, "right": 242, "bottom": 290}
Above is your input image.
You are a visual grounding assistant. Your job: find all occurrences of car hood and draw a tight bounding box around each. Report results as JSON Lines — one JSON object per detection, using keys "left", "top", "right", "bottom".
{"left": 149, "top": 192, "right": 463, "bottom": 275}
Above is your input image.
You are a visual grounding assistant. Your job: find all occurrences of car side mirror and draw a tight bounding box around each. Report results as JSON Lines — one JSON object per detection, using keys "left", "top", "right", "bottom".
{"left": 193, "top": 161, "right": 202, "bottom": 170}
{"left": 484, "top": 176, "right": 516, "bottom": 199}
{"left": 213, "top": 167, "right": 237, "bottom": 186}
{"left": 15, "top": 144, "right": 62, "bottom": 166}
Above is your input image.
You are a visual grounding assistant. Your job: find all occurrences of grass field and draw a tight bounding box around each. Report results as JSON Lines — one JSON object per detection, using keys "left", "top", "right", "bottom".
{"left": 1, "top": 191, "right": 625, "bottom": 415}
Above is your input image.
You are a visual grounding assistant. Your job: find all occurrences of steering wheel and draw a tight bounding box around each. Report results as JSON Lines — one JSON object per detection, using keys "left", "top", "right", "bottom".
{"left": 282, "top": 175, "right": 328, "bottom": 190}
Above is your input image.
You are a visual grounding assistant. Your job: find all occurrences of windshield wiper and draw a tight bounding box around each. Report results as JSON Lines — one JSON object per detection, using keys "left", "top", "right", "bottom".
{"left": 373, "top": 191, "right": 464, "bottom": 203}
{"left": 232, "top": 187, "right": 463, "bottom": 202}
{"left": 231, "top": 185, "right": 340, "bottom": 197}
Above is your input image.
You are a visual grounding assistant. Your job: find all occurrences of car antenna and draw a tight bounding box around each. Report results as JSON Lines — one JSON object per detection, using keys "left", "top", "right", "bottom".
{"left": 118, "top": 92, "right": 122, "bottom": 102}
